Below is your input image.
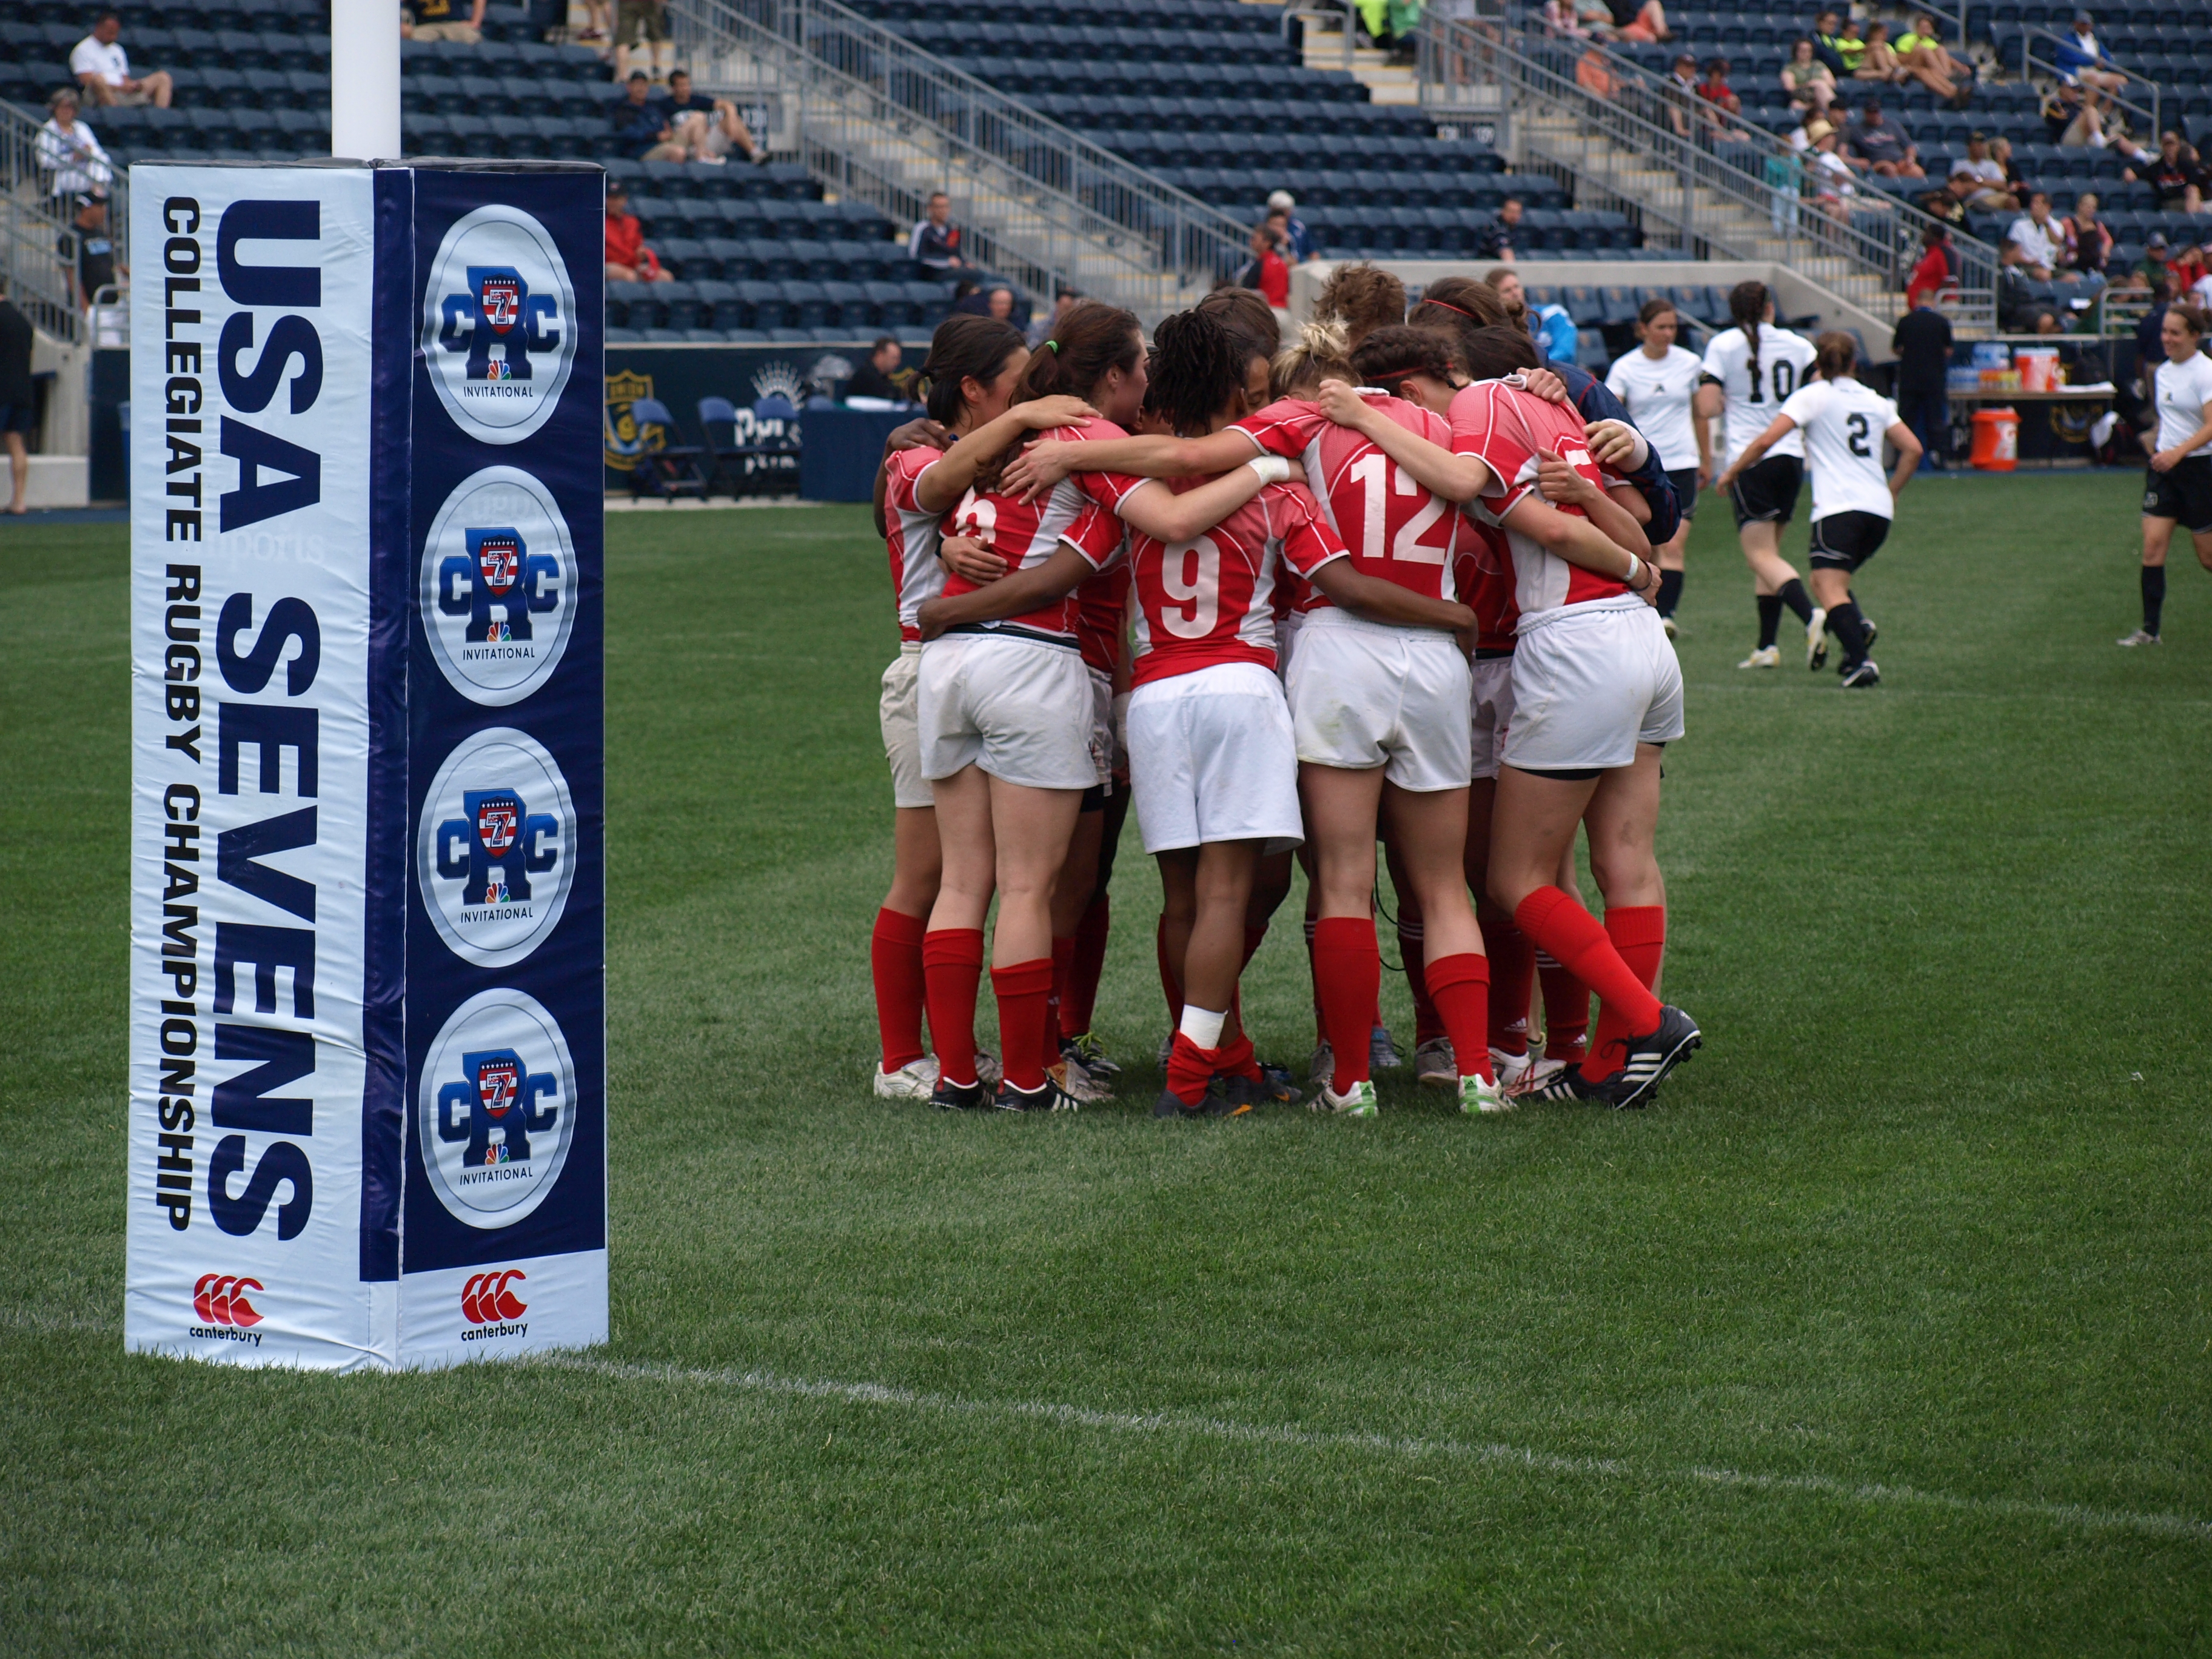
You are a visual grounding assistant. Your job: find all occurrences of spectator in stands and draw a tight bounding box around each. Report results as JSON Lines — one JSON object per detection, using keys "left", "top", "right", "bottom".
{"left": 2060, "top": 192, "right": 2113, "bottom": 278}
{"left": 400, "top": 0, "right": 487, "bottom": 44}
{"left": 2131, "top": 232, "right": 2175, "bottom": 298}
{"left": 614, "top": 72, "right": 690, "bottom": 162}
{"left": 1663, "top": 52, "right": 1700, "bottom": 138}
{"left": 1891, "top": 289, "right": 1952, "bottom": 470}
{"left": 612, "top": 0, "right": 674, "bottom": 84}
{"left": 2168, "top": 238, "right": 2208, "bottom": 301}
{"left": 658, "top": 70, "right": 765, "bottom": 165}
{"left": 1028, "top": 286, "right": 1079, "bottom": 348}
{"left": 1805, "top": 124, "right": 1859, "bottom": 222}
{"left": 1921, "top": 168, "right": 1972, "bottom": 229}
{"left": 1540, "top": 0, "right": 1591, "bottom": 38}
{"left": 1895, "top": 12, "right": 1971, "bottom": 107}
{"left": 1480, "top": 196, "right": 1526, "bottom": 261}
{"left": 1610, "top": 0, "right": 1671, "bottom": 45}
{"left": 2043, "top": 79, "right": 2110, "bottom": 149}
{"left": 1845, "top": 100, "right": 1922, "bottom": 179}
{"left": 1956, "top": 133, "right": 2016, "bottom": 212}
{"left": 2124, "top": 132, "right": 2207, "bottom": 216}
{"left": 35, "top": 90, "right": 112, "bottom": 201}
{"left": 1487, "top": 267, "right": 1577, "bottom": 364}
{"left": 949, "top": 276, "right": 987, "bottom": 315}
{"left": 1809, "top": 12, "right": 1852, "bottom": 78}
{"left": 69, "top": 12, "right": 172, "bottom": 110}
{"left": 2054, "top": 11, "right": 2128, "bottom": 98}
{"left": 2005, "top": 190, "right": 2061, "bottom": 281}
{"left": 1852, "top": 20, "right": 1903, "bottom": 83}
{"left": 1234, "top": 222, "right": 1289, "bottom": 308}
{"left": 1906, "top": 222, "right": 1957, "bottom": 309}
{"left": 910, "top": 193, "right": 965, "bottom": 271}
{"left": 1267, "top": 191, "right": 1319, "bottom": 263}
{"left": 1829, "top": 18, "right": 1868, "bottom": 75}
{"left": 844, "top": 337, "right": 909, "bottom": 402}
{"left": 573, "top": 0, "right": 612, "bottom": 44}
{"left": 1781, "top": 40, "right": 1837, "bottom": 121}
{"left": 1698, "top": 59, "right": 1741, "bottom": 121}
{"left": 1765, "top": 136, "right": 1805, "bottom": 235}
{"left": 0, "top": 273, "right": 33, "bottom": 515}
{"left": 1986, "top": 135, "right": 2027, "bottom": 199}
{"left": 985, "top": 286, "right": 1016, "bottom": 324}
{"left": 59, "top": 192, "right": 122, "bottom": 312}
{"left": 603, "top": 183, "right": 671, "bottom": 284}
{"left": 2028, "top": 308, "right": 2064, "bottom": 336}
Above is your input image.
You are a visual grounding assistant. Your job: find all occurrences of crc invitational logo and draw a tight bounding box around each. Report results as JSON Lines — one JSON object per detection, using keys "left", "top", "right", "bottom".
{"left": 461, "top": 1269, "right": 528, "bottom": 1341}
{"left": 419, "top": 466, "right": 577, "bottom": 705}
{"left": 417, "top": 727, "right": 576, "bottom": 969}
{"left": 424, "top": 204, "right": 577, "bottom": 443}
{"left": 419, "top": 988, "right": 577, "bottom": 1230}
{"left": 190, "top": 1273, "right": 264, "bottom": 1346}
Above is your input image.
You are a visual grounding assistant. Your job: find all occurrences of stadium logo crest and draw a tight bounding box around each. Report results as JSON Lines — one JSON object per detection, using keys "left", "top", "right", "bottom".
{"left": 423, "top": 205, "right": 577, "bottom": 443}
{"left": 603, "top": 369, "right": 662, "bottom": 472}
{"left": 419, "top": 988, "right": 577, "bottom": 1230}
{"left": 418, "top": 727, "right": 576, "bottom": 968}
{"left": 420, "top": 467, "right": 577, "bottom": 705}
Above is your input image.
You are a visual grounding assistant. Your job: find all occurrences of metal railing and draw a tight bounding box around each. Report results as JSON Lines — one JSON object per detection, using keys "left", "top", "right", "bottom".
{"left": 1417, "top": 15, "right": 1998, "bottom": 330}
{"left": 1, "top": 97, "right": 130, "bottom": 346}
{"left": 2016, "top": 24, "right": 2160, "bottom": 150}
{"left": 670, "top": 0, "right": 1254, "bottom": 323}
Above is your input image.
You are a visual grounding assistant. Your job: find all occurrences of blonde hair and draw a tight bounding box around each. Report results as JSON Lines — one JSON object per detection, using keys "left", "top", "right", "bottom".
{"left": 1269, "top": 317, "right": 1354, "bottom": 401}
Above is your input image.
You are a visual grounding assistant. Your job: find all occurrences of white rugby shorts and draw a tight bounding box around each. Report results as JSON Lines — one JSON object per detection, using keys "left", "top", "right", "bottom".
{"left": 879, "top": 643, "right": 932, "bottom": 809}
{"left": 1285, "top": 609, "right": 1473, "bottom": 793}
{"left": 1126, "top": 661, "right": 1304, "bottom": 854}
{"left": 1504, "top": 597, "right": 1684, "bottom": 773}
{"left": 917, "top": 632, "right": 1099, "bottom": 791}
{"left": 1469, "top": 654, "right": 1515, "bottom": 782}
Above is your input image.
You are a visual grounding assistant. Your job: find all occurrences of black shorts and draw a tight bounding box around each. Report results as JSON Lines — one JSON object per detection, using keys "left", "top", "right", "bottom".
{"left": 1729, "top": 455, "right": 1802, "bottom": 529}
{"left": 0, "top": 401, "right": 34, "bottom": 435}
{"left": 1667, "top": 466, "right": 1700, "bottom": 520}
{"left": 2143, "top": 457, "right": 2212, "bottom": 534}
{"left": 1808, "top": 511, "right": 1891, "bottom": 571}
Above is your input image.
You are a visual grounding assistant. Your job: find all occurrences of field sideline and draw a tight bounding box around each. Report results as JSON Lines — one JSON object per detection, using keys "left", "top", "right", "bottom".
{"left": 5, "top": 474, "right": 2211, "bottom": 1655}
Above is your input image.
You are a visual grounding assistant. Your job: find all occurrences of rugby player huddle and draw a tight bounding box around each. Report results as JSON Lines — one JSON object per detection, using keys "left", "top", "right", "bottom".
{"left": 866, "top": 266, "right": 1704, "bottom": 1120}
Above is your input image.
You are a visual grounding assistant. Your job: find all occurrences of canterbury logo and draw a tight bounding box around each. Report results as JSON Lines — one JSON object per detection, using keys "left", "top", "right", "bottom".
{"left": 193, "top": 1274, "right": 264, "bottom": 1327}
{"left": 461, "top": 1269, "right": 527, "bottom": 1325}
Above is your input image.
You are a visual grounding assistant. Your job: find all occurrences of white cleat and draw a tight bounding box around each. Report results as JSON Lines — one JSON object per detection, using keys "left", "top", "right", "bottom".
{"left": 975, "top": 1049, "right": 1003, "bottom": 1086}
{"left": 1315, "top": 1077, "right": 1379, "bottom": 1117}
{"left": 1661, "top": 614, "right": 1678, "bottom": 640}
{"left": 1490, "top": 1048, "right": 1533, "bottom": 1092}
{"left": 873, "top": 1057, "right": 939, "bottom": 1101}
{"left": 1806, "top": 606, "right": 1829, "bottom": 670}
{"left": 1047, "top": 1057, "right": 1112, "bottom": 1103}
{"left": 1458, "top": 1073, "right": 1513, "bottom": 1114}
{"left": 1737, "top": 645, "right": 1781, "bottom": 669}
{"left": 1308, "top": 1039, "right": 1334, "bottom": 1082}
{"left": 2117, "top": 629, "right": 2161, "bottom": 647}
{"left": 1507, "top": 1055, "right": 1573, "bottom": 1099}
{"left": 1413, "top": 1037, "right": 1457, "bottom": 1088}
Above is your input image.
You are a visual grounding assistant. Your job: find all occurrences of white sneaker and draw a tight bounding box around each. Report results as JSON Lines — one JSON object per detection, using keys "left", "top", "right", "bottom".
{"left": 1806, "top": 606, "right": 1829, "bottom": 671}
{"left": 1508, "top": 1055, "right": 1572, "bottom": 1098}
{"left": 1490, "top": 1048, "right": 1533, "bottom": 1091}
{"left": 873, "top": 1057, "right": 939, "bottom": 1101}
{"left": 1458, "top": 1072, "right": 1513, "bottom": 1114}
{"left": 1315, "top": 1077, "right": 1378, "bottom": 1116}
{"left": 1413, "top": 1037, "right": 1457, "bottom": 1088}
{"left": 2117, "top": 628, "right": 2161, "bottom": 647}
{"left": 1737, "top": 645, "right": 1780, "bottom": 669}
{"left": 1661, "top": 615, "right": 1678, "bottom": 640}
{"left": 1308, "top": 1039, "right": 1334, "bottom": 1081}
{"left": 1047, "top": 1057, "right": 1111, "bottom": 1103}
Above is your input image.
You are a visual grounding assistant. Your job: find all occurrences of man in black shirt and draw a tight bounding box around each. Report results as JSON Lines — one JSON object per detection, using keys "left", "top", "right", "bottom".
{"left": 655, "top": 69, "right": 764, "bottom": 164}
{"left": 58, "top": 192, "right": 119, "bottom": 310}
{"left": 1891, "top": 291, "right": 1953, "bottom": 471}
{"left": 843, "top": 337, "right": 909, "bottom": 403}
{"left": 910, "top": 192, "right": 963, "bottom": 270}
{"left": 0, "top": 273, "right": 33, "bottom": 514}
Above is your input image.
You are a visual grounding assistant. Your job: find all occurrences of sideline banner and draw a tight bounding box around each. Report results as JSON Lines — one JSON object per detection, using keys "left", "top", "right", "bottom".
{"left": 126, "top": 161, "right": 605, "bottom": 1372}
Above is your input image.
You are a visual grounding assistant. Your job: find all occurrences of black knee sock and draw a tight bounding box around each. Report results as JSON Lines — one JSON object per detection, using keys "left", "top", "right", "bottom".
{"left": 2143, "top": 565, "right": 2167, "bottom": 635}
{"left": 1756, "top": 594, "right": 1783, "bottom": 649}
{"left": 1829, "top": 601, "right": 1870, "bottom": 666}
{"left": 1657, "top": 568, "right": 1684, "bottom": 617}
{"left": 1776, "top": 577, "right": 1815, "bottom": 625}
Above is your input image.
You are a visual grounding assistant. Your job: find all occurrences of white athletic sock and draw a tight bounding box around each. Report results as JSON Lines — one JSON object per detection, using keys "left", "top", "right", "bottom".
{"left": 1178, "top": 1005, "right": 1227, "bottom": 1050}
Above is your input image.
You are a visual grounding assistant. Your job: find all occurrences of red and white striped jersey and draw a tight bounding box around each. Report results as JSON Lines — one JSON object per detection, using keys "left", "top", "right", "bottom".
{"left": 1234, "top": 394, "right": 1463, "bottom": 609}
{"left": 1129, "top": 480, "right": 1346, "bottom": 687}
{"left": 942, "top": 470, "right": 1126, "bottom": 643}
{"left": 1447, "top": 379, "right": 1632, "bottom": 619}
{"left": 883, "top": 445, "right": 947, "bottom": 643}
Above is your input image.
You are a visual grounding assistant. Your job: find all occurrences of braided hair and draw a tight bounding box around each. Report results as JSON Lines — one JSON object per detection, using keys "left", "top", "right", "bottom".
{"left": 1729, "top": 280, "right": 1770, "bottom": 401}
{"left": 1147, "top": 308, "right": 1247, "bottom": 438}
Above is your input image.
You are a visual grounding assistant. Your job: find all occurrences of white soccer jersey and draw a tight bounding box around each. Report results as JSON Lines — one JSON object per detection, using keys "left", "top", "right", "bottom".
{"left": 2153, "top": 350, "right": 2212, "bottom": 455}
{"left": 1604, "top": 344, "right": 1704, "bottom": 471}
{"left": 1779, "top": 377, "right": 1901, "bottom": 522}
{"left": 1701, "top": 326, "right": 1819, "bottom": 464}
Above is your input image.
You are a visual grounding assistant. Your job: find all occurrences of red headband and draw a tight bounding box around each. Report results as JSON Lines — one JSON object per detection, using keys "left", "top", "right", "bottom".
{"left": 1422, "top": 298, "right": 1477, "bottom": 321}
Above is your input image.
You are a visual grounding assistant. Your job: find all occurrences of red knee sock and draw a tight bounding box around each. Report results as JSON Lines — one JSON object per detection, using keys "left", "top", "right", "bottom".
{"left": 1313, "top": 916, "right": 1380, "bottom": 1093}
{"left": 1399, "top": 919, "right": 1445, "bottom": 1045}
{"left": 1513, "top": 888, "right": 1661, "bottom": 1048}
{"left": 1044, "top": 934, "right": 1076, "bottom": 1057}
{"left": 871, "top": 908, "right": 930, "bottom": 1073}
{"left": 1064, "top": 894, "right": 1110, "bottom": 1037}
{"left": 1424, "top": 953, "right": 1494, "bottom": 1082}
{"left": 991, "top": 957, "right": 1054, "bottom": 1091}
{"left": 1480, "top": 902, "right": 1535, "bottom": 1057}
{"left": 1582, "top": 906, "right": 1666, "bottom": 1082}
{"left": 921, "top": 928, "right": 985, "bottom": 1087}
{"left": 1537, "top": 951, "right": 1590, "bottom": 1062}
{"left": 1215, "top": 1029, "right": 1262, "bottom": 1082}
{"left": 1156, "top": 912, "right": 1182, "bottom": 1026}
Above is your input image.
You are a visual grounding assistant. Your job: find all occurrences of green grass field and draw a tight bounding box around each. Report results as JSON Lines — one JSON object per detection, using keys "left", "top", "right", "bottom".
{"left": 5, "top": 475, "right": 2212, "bottom": 1655}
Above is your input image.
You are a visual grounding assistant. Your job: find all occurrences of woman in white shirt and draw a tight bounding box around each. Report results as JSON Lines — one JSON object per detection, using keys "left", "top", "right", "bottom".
{"left": 2122, "top": 301, "right": 2212, "bottom": 646}
{"left": 34, "top": 89, "right": 112, "bottom": 200}
{"left": 1716, "top": 333, "right": 1920, "bottom": 687}
{"left": 1605, "top": 297, "right": 1708, "bottom": 636}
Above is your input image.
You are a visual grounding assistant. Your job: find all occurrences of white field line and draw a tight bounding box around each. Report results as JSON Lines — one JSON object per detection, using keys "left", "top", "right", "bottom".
{"left": 543, "top": 1355, "right": 2212, "bottom": 1546}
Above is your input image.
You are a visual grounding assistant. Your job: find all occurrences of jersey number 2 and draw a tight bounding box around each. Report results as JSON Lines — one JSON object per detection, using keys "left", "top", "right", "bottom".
{"left": 1845, "top": 412, "right": 1873, "bottom": 457}
{"left": 1159, "top": 535, "right": 1222, "bottom": 639}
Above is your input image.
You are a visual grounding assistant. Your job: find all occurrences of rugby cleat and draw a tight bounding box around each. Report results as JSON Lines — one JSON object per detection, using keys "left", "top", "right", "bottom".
{"left": 873, "top": 1057, "right": 939, "bottom": 1101}
{"left": 1458, "top": 1072, "right": 1513, "bottom": 1115}
{"left": 1490, "top": 1048, "right": 1533, "bottom": 1092}
{"left": 994, "top": 1076, "right": 1080, "bottom": 1113}
{"left": 2117, "top": 629, "right": 2160, "bottom": 647}
{"left": 1315, "top": 1077, "right": 1379, "bottom": 1117}
{"left": 1607, "top": 1005, "right": 1701, "bottom": 1109}
{"left": 1413, "top": 1037, "right": 1458, "bottom": 1088}
{"left": 974, "top": 1049, "right": 1003, "bottom": 1085}
{"left": 1370, "top": 1024, "right": 1404, "bottom": 1071}
{"left": 1858, "top": 616, "right": 1877, "bottom": 651}
{"left": 929, "top": 1074, "right": 990, "bottom": 1112}
{"left": 1221, "top": 1070, "right": 1295, "bottom": 1107}
{"left": 1839, "top": 659, "right": 1880, "bottom": 689}
{"left": 1257, "top": 1058, "right": 1299, "bottom": 1096}
{"left": 1153, "top": 1086, "right": 1252, "bottom": 1121}
{"left": 1308, "top": 1039, "right": 1334, "bottom": 1082}
{"left": 1661, "top": 615, "right": 1678, "bottom": 640}
{"left": 1513, "top": 1064, "right": 1603, "bottom": 1104}
{"left": 1048, "top": 1057, "right": 1112, "bottom": 1104}
{"left": 1062, "top": 1033, "right": 1121, "bottom": 1080}
{"left": 1806, "top": 606, "right": 1829, "bottom": 670}
{"left": 1737, "top": 645, "right": 1781, "bottom": 669}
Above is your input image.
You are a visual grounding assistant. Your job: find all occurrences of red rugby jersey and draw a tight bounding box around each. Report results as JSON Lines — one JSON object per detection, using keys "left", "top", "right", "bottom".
{"left": 883, "top": 446, "right": 947, "bottom": 643}
{"left": 1129, "top": 480, "right": 1346, "bottom": 688}
{"left": 1235, "top": 394, "right": 1463, "bottom": 608}
{"left": 941, "top": 469, "right": 1125, "bottom": 642}
{"left": 1454, "top": 518, "right": 1520, "bottom": 652}
{"left": 1073, "top": 560, "right": 1130, "bottom": 675}
{"left": 1447, "top": 379, "right": 1631, "bottom": 618}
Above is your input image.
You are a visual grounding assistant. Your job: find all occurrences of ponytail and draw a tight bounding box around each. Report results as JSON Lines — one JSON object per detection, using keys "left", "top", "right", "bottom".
{"left": 1271, "top": 317, "right": 1354, "bottom": 400}
{"left": 1729, "top": 280, "right": 1769, "bottom": 397}
{"left": 1813, "top": 330, "right": 1858, "bottom": 381}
